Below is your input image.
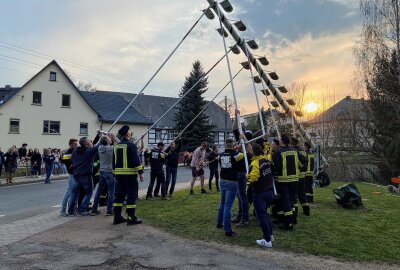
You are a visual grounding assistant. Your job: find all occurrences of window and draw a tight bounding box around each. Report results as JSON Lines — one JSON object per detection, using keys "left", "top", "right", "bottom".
{"left": 32, "top": 91, "right": 42, "bottom": 105}
{"left": 80, "top": 123, "right": 88, "bottom": 135}
{"left": 43, "top": 120, "right": 60, "bottom": 134}
{"left": 9, "top": 119, "right": 20, "bottom": 133}
{"left": 62, "top": 94, "right": 71, "bottom": 107}
{"left": 50, "top": 71, "right": 57, "bottom": 81}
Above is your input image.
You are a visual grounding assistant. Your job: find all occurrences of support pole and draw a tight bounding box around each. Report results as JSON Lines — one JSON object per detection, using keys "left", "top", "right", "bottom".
{"left": 216, "top": 6, "right": 249, "bottom": 173}
{"left": 261, "top": 81, "right": 281, "bottom": 138}
{"left": 207, "top": 0, "right": 327, "bottom": 165}
{"left": 244, "top": 46, "right": 265, "bottom": 135}
{"left": 135, "top": 48, "right": 233, "bottom": 144}
{"left": 107, "top": 11, "right": 206, "bottom": 132}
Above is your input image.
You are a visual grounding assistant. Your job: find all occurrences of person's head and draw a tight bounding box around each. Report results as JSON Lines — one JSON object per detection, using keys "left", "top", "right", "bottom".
{"left": 118, "top": 125, "right": 132, "bottom": 140}
{"left": 22, "top": 143, "right": 27, "bottom": 149}
{"left": 79, "top": 137, "right": 93, "bottom": 148}
{"left": 157, "top": 142, "right": 165, "bottom": 150}
{"left": 290, "top": 137, "right": 299, "bottom": 147}
{"left": 252, "top": 143, "right": 263, "bottom": 156}
{"left": 200, "top": 142, "right": 208, "bottom": 151}
{"left": 69, "top": 139, "right": 78, "bottom": 150}
{"left": 28, "top": 148, "right": 33, "bottom": 153}
{"left": 244, "top": 130, "right": 253, "bottom": 141}
{"left": 45, "top": 148, "right": 50, "bottom": 155}
{"left": 170, "top": 142, "right": 176, "bottom": 149}
{"left": 272, "top": 139, "right": 280, "bottom": 151}
{"left": 225, "top": 138, "right": 234, "bottom": 150}
{"left": 304, "top": 141, "right": 312, "bottom": 151}
{"left": 34, "top": 148, "right": 39, "bottom": 154}
{"left": 280, "top": 134, "right": 290, "bottom": 146}
{"left": 100, "top": 136, "right": 111, "bottom": 146}
{"left": 212, "top": 144, "right": 218, "bottom": 152}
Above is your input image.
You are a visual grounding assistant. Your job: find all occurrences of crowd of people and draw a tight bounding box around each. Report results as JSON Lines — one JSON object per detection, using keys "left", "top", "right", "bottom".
{"left": 0, "top": 143, "right": 68, "bottom": 184}
{"left": 2, "top": 114, "right": 317, "bottom": 249}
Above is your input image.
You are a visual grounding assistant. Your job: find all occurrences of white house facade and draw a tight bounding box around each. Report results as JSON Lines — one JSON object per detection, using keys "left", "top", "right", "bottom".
{"left": 0, "top": 60, "right": 233, "bottom": 152}
{"left": 0, "top": 60, "right": 151, "bottom": 151}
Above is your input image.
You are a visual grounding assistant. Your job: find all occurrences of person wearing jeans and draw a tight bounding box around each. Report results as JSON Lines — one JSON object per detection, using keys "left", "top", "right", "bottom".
{"left": 236, "top": 171, "right": 249, "bottom": 226}
{"left": 91, "top": 134, "right": 119, "bottom": 215}
{"left": 68, "top": 135, "right": 100, "bottom": 216}
{"left": 216, "top": 138, "right": 241, "bottom": 238}
{"left": 60, "top": 139, "right": 78, "bottom": 216}
{"left": 217, "top": 180, "right": 238, "bottom": 236}
{"left": 247, "top": 143, "right": 275, "bottom": 248}
{"left": 43, "top": 149, "right": 55, "bottom": 184}
{"left": 165, "top": 141, "right": 181, "bottom": 196}
{"left": 92, "top": 171, "right": 115, "bottom": 215}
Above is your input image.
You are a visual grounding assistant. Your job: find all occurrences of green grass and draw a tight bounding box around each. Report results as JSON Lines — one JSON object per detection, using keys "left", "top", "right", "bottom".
{"left": 137, "top": 182, "right": 400, "bottom": 264}
{"left": 0, "top": 167, "right": 30, "bottom": 179}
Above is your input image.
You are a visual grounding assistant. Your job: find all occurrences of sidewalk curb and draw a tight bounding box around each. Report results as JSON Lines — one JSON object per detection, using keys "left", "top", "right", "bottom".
{"left": 0, "top": 176, "right": 68, "bottom": 187}
{"left": 0, "top": 165, "right": 191, "bottom": 187}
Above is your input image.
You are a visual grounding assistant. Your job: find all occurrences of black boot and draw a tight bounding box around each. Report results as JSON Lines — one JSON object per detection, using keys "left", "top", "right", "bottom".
{"left": 293, "top": 206, "right": 298, "bottom": 225}
{"left": 303, "top": 205, "right": 310, "bottom": 216}
{"left": 126, "top": 208, "right": 142, "bottom": 226}
{"left": 113, "top": 207, "right": 126, "bottom": 225}
{"left": 278, "top": 214, "right": 294, "bottom": 230}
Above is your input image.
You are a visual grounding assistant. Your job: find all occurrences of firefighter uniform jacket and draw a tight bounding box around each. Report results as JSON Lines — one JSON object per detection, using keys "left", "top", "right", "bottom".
{"left": 150, "top": 148, "right": 166, "bottom": 172}
{"left": 219, "top": 149, "right": 242, "bottom": 181}
{"left": 305, "top": 150, "right": 316, "bottom": 177}
{"left": 272, "top": 146, "right": 300, "bottom": 182}
{"left": 112, "top": 138, "right": 143, "bottom": 175}
{"left": 246, "top": 155, "right": 274, "bottom": 193}
{"left": 292, "top": 145, "right": 308, "bottom": 179}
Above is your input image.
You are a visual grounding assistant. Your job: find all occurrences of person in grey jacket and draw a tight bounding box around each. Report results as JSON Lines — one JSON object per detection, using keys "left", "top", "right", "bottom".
{"left": 91, "top": 133, "right": 119, "bottom": 216}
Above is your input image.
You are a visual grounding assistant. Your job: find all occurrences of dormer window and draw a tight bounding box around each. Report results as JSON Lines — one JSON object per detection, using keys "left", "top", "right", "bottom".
{"left": 50, "top": 71, "right": 57, "bottom": 81}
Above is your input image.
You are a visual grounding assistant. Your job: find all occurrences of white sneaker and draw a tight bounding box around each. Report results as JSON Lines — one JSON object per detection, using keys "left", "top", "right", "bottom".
{"left": 256, "top": 239, "right": 272, "bottom": 248}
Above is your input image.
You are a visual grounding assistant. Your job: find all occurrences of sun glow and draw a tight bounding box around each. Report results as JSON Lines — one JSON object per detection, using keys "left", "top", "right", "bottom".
{"left": 304, "top": 102, "right": 318, "bottom": 113}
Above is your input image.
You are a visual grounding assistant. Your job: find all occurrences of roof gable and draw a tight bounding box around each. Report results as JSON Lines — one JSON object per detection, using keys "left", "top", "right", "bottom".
{"left": 0, "top": 60, "right": 98, "bottom": 115}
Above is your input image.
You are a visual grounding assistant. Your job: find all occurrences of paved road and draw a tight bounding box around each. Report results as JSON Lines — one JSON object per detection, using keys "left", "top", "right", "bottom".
{"left": 0, "top": 167, "right": 196, "bottom": 226}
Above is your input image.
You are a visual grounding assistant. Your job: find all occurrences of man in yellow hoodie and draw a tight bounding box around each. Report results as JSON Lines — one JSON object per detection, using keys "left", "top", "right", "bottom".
{"left": 247, "top": 143, "right": 275, "bottom": 248}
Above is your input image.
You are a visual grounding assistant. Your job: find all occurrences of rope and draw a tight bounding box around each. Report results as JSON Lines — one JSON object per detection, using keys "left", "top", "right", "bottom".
{"left": 135, "top": 47, "right": 234, "bottom": 143}
{"left": 106, "top": 10, "right": 207, "bottom": 132}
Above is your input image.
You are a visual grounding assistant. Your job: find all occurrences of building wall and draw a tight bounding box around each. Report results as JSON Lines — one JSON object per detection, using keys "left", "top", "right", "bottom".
{"left": 1, "top": 63, "right": 98, "bottom": 151}
{"left": 100, "top": 122, "right": 149, "bottom": 148}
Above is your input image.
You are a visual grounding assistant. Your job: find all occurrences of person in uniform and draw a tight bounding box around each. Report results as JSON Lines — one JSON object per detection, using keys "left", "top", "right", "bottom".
{"left": 291, "top": 137, "right": 310, "bottom": 218}
{"left": 272, "top": 134, "right": 299, "bottom": 230}
{"left": 146, "top": 142, "right": 167, "bottom": 199}
{"left": 247, "top": 143, "right": 275, "bottom": 248}
{"left": 112, "top": 125, "right": 144, "bottom": 225}
{"left": 304, "top": 142, "right": 316, "bottom": 203}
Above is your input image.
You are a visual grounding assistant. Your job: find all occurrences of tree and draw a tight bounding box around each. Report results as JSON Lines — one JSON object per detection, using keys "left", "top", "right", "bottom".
{"left": 355, "top": 0, "right": 400, "bottom": 183}
{"left": 77, "top": 81, "right": 97, "bottom": 92}
{"left": 174, "top": 61, "right": 216, "bottom": 151}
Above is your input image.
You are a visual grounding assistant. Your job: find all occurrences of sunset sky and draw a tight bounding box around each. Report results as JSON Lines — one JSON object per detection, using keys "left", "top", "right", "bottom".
{"left": 0, "top": 0, "right": 361, "bottom": 115}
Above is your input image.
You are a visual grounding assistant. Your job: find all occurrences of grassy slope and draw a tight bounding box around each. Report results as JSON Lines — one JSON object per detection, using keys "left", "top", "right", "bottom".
{"left": 137, "top": 182, "right": 400, "bottom": 264}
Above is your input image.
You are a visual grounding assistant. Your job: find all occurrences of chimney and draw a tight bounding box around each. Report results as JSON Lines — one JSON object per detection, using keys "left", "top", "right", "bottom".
{"left": 5, "top": 84, "right": 11, "bottom": 89}
{"left": 345, "top": 96, "right": 351, "bottom": 100}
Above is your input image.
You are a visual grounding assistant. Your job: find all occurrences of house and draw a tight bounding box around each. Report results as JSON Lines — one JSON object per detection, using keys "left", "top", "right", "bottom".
{"left": 88, "top": 91, "right": 233, "bottom": 147}
{"left": 305, "top": 96, "right": 367, "bottom": 149}
{"left": 0, "top": 60, "right": 232, "bottom": 151}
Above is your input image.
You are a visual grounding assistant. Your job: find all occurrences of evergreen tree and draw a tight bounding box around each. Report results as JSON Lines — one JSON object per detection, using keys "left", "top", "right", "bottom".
{"left": 174, "top": 61, "right": 216, "bottom": 151}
